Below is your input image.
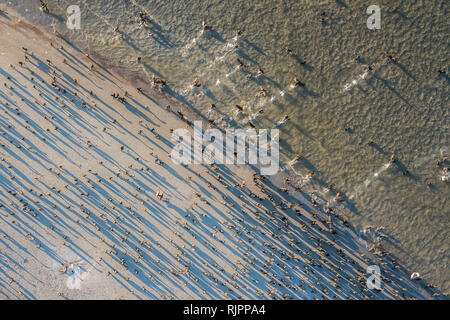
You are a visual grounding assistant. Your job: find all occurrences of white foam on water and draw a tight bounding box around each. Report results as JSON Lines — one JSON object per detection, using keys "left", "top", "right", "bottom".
{"left": 442, "top": 168, "right": 449, "bottom": 182}
{"left": 349, "top": 162, "right": 392, "bottom": 200}
{"left": 413, "top": 153, "right": 437, "bottom": 168}
{"left": 342, "top": 60, "right": 392, "bottom": 93}
{"left": 129, "top": 0, "right": 160, "bottom": 25}
{"left": 231, "top": 80, "right": 300, "bottom": 128}
{"left": 343, "top": 83, "right": 352, "bottom": 92}
{"left": 289, "top": 157, "right": 302, "bottom": 166}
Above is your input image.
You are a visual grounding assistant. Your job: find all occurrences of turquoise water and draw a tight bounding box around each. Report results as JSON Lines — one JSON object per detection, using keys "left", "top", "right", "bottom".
{"left": 4, "top": 0, "right": 449, "bottom": 294}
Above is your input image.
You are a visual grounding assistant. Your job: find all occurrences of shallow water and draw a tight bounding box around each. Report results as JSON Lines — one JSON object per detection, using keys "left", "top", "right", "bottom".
{"left": 3, "top": 0, "right": 449, "bottom": 294}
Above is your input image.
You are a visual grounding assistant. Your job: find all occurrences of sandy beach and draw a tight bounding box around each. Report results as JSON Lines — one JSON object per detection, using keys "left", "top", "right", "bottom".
{"left": 0, "top": 7, "right": 442, "bottom": 300}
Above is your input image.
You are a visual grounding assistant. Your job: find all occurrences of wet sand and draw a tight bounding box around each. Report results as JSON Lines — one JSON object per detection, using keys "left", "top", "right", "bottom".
{"left": 0, "top": 7, "right": 441, "bottom": 299}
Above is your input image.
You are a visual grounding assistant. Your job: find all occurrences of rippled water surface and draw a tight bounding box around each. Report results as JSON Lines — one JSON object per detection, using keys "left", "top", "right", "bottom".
{"left": 4, "top": 0, "right": 449, "bottom": 294}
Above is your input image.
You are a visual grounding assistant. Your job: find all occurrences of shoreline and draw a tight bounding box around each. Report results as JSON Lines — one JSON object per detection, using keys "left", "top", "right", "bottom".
{"left": 0, "top": 6, "right": 441, "bottom": 299}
